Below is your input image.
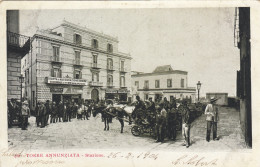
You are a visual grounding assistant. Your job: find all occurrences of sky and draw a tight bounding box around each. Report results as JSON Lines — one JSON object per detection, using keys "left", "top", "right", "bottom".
{"left": 19, "top": 8, "right": 240, "bottom": 97}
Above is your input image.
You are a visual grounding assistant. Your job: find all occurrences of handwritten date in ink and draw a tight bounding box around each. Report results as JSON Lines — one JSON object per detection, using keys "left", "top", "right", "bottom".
{"left": 107, "top": 152, "right": 158, "bottom": 160}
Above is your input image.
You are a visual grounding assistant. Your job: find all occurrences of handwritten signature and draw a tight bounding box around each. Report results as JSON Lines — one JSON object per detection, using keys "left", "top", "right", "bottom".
{"left": 172, "top": 155, "right": 218, "bottom": 166}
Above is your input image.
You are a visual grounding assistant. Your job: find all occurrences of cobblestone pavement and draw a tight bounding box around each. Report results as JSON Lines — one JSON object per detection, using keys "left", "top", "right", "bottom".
{"left": 8, "top": 106, "right": 248, "bottom": 151}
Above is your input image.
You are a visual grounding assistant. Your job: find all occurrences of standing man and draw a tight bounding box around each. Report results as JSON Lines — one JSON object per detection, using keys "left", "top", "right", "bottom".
{"left": 155, "top": 103, "right": 167, "bottom": 142}
{"left": 39, "top": 102, "right": 47, "bottom": 128}
{"left": 45, "top": 100, "right": 51, "bottom": 126}
{"left": 8, "top": 98, "right": 17, "bottom": 127}
{"left": 35, "top": 102, "right": 41, "bottom": 127}
{"left": 167, "top": 105, "right": 178, "bottom": 141}
{"left": 181, "top": 100, "right": 191, "bottom": 148}
{"left": 205, "top": 97, "right": 219, "bottom": 142}
{"left": 21, "top": 101, "right": 30, "bottom": 130}
{"left": 57, "top": 101, "right": 63, "bottom": 122}
{"left": 132, "top": 95, "right": 146, "bottom": 120}
{"left": 50, "top": 101, "right": 57, "bottom": 123}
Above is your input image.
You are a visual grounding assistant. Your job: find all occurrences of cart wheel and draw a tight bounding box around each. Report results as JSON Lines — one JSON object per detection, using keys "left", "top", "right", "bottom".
{"left": 131, "top": 125, "right": 141, "bottom": 136}
{"left": 176, "top": 120, "right": 182, "bottom": 131}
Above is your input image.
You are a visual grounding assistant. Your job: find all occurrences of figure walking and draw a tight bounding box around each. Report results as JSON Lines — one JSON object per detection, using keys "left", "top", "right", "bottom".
{"left": 205, "top": 97, "right": 219, "bottom": 142}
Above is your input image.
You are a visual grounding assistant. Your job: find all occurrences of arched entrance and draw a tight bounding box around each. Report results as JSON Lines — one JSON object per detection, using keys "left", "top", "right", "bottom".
{"left": 91, "top": 89, "right": 99, "bottom": 102}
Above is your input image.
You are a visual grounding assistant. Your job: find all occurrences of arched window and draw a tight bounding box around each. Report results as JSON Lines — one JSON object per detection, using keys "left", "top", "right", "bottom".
{"left": 120, "top": 76, "right": 125, "bottom": 87}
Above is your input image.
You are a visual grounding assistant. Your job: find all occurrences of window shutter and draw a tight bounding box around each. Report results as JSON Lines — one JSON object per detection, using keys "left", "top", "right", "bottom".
{"left": 73, "top": 70, "right": 76, "bottom": 79}
{"left": 51, "top": 68, "right": 54, "bottom": 77}
{"left": 59, "top": 69, "right": 62, "bottom": 78}
{"left": 79, "top": 71, "right": 82, "bottom": 79}
{"left": 97, "top": 73, "right": 99, "bottom": 82}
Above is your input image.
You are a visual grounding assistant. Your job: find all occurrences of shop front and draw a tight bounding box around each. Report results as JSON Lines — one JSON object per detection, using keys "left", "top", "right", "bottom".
{"left": 105, "top": 88, "right": 129, "bottom": 102}
{"left": 46, "top": 76, "right": 87, "bottom": 104}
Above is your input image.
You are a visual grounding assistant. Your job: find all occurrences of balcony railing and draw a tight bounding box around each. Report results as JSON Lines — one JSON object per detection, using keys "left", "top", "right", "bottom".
{"left": 7, "top": 31, "right": 30, "bottom": 54}
{"left": 107, "top": 82, "right": 114, "bottom": 87}
{"left": 7, "top": 31, "right": 30, "bottom": 48}
{"left": 89, "top": 81, "right": 103, "bottom": 87}
{"left": 91, "top": 63, "right": 101, "bottom": 69}
{"left": 50, "top": 56, "right": 63, "bottom": 63}
{"left": 73, "top": 59, "right": 83, "bottom": 66}
{"left": 119, "top": 67, "right": 127, "bottom": 73}
{"left": 107, "top": 65, "right": 114, "bottom": 71}
{"left": 143, "top": 86, "right": 149, "bottom": 91}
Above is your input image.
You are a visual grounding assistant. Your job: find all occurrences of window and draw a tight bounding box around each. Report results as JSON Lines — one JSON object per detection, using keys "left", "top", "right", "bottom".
{"left": 74, "top": 70, "right": 82, "bottom": 79}
{"left": 27, "top": 69, "right": 29, "bottom": 83}
{"left": 107, "top": 75, "right": 113, "bottom": 86}
{"left": 181, "top": 79, "right": 184, "bottom": 88}
{"left": 92, "top": 72, "right": 99, "bottom": 82}
{"left": 92, "top": 39, "right": 98, "bottom": 48}
{"left": 51, "top": 67, "right": 62, "bottom": 78}
{"left": 74, "top": 34, "right": 82, "bottom": 45}
{"left": 120, "top": 61, "right": 125, "bottom": 71}
{"left": 107, "top": 43, "right": 113, "bottom": 53}
{"left": 53, "top": 46, "right": 60, "bottom": 61}
{"left": 155, "top": 80, "right": 160, "bottom": 88}
{"left": 145, "top": 94, "right": 149, "bottom": 100}
{"left": 167, "top": 79, "right": 172, "bottom": 88}
{"left": 144, "top": 80, "right": 149, "bottom": 89}
{"left": 75, "top": 51, "right": 80, "bottom": 65}
{"left": 107, "top": 58, "right": 113, "bottom": 70}
{"left": 120, "top": 76, "right": 125, "bottom": 87}
{"left": 135, "top": 81, "right": 139, "bottom": 89}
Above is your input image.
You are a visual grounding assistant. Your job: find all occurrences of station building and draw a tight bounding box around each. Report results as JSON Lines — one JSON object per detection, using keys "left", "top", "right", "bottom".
{"left": 131, "top": 65, "right": 196, "bottom": 102}
{"left": 22, "top": 20, "right": 131, "bottom": 110}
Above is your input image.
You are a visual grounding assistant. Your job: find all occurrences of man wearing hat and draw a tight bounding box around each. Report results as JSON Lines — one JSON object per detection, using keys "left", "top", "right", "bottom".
{"left": 21, "top": 101, "right": 30, "bottom": 130}
{"left": 205, "top": 97, "right": 219, "bottom": 142}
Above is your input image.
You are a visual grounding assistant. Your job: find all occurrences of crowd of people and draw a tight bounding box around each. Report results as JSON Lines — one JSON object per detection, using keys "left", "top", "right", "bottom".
{"left": 8, "top": 95, "right": 219, "bottom": 148}
{"left": 7, "top": 98, "right": 94, "bottom": 130}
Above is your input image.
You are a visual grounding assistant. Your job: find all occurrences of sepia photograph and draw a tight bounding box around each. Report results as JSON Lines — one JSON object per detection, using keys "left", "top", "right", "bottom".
{"left": 2, "top": 2, "right": 258, "bottom": 166}
{"left": 6, "top": 8, "right": 251, "bottom": 151}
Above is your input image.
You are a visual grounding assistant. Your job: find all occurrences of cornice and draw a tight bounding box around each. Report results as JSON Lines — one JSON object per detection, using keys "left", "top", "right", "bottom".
{"left": 33, "top": 34, "right": 132, "bottom": 60}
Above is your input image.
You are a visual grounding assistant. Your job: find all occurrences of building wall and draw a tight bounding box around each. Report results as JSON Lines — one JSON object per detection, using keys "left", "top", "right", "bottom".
{"left": 132, "top": 73, "right": 188, "bottom": 90}
{"left": 7, "top": 52, "right": 22, "bottom": 100}
{"left": 23, "top": 22, "right": 131, "bottom": 105}
{"left": 131, "top": 72, "right": 195, "bottom": 102}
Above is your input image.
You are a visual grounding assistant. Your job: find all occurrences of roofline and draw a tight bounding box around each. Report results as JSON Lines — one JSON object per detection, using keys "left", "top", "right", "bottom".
{"left": 131, "top": 70, "right": 188, "bottom": 77}
{"left": 60, "top": 20, "right": 119, "bottom": 42}
{"left": 32, "top": 34, "right": 131, "bottom": 60}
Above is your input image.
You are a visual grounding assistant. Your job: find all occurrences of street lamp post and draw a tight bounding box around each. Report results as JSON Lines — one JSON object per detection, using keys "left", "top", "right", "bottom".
{"left": 197, "top": 81, "right": 201, "bottom": 102}
{"left": 19, "top": 74, "right": 24, "bottom": 108}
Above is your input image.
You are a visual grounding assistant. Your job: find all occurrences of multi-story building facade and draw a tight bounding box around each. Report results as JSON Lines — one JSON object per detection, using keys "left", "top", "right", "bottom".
{"left": 22, "top": 20, "right": 131, "bottom": 110}
{"left": 7, "top": 10, "right": 30, "bottom": 101}
{"left": 131, "top": 65, "right": 196, "bottom": 102}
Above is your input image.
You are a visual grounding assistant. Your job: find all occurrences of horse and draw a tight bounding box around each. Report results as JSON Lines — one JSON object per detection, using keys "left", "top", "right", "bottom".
{"left": 92, "top": 105, "right": 131, "bottom": 133}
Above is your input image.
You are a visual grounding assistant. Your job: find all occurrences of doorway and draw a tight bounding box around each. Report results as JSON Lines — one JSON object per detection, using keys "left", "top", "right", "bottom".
{"left": 91, "top": 89, "right": 99, "bottom": 102}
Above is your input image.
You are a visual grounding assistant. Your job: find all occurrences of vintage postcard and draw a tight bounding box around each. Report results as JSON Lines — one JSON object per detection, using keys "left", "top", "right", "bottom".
{"left": 0, "top": 1, "right": 260, "bottom": 167}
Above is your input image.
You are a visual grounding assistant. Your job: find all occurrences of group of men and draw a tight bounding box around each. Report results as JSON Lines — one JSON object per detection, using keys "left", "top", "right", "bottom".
{"left": 35, "top": 100, "right": 93, "bottom": 128}
{"left": 8, "top": 98, "right": 31, "bottom": 130}
{"left": 132, "top": 96, "right": 192, "bottom": 147}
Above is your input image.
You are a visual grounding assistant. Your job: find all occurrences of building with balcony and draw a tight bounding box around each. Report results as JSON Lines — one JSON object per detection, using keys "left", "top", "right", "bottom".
{"left": 7, "top": 10, "right": 30, "bottom": 101}
{"left": 21, "top": 20, "right": 131, "bottom": 109}
{"left": 131, "top": 65, "right": 196, "bottom": 102}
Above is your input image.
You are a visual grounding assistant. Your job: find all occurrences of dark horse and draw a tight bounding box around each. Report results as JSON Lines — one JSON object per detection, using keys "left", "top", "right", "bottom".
{"left": 92, "top": 105, "right": 132, "bottom": 133}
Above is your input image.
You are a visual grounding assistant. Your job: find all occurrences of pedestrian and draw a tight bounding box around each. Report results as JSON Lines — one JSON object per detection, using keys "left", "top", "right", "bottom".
{"left": 73, "top": 102, "right": 78, "bottom": 119}
{"left": 205, "top": 97, "right": 219, "bottom": 142}
{"left": 67, "top": 101, "right": 73, "bottom": 122}
{"left": 39, "top": 102, "right": 47, "bottom": 128}
{"left": 155, "top": 103, "right": 167, "bottom": 143}
{"left": 63, "top": 100, "right": 68, "bottom": 122}
{"left": 35, "top": 102, "right": 41, "bottom": 127}
{"left": 181, "top": 100, "right": 191, "bottom": 148}
{"left": 8, "top": 98, "right": 17, "bottom": 127}
{"left": 50, "top": 101, "right": 58, "bottom": 123}
{"left": 167, "top": 105, "right": 178, "bottom": 141}
{"left": 45, "top": 100, "right": 51, "bottom": 126}
{"left": 57, "top": 101, "right": 63, "bottom": 122}
{"left": 21, "top": 101, "right": 30, "bottom": 130}
{"left": 77, "top": 103, "right": 83, "bottom": 120}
